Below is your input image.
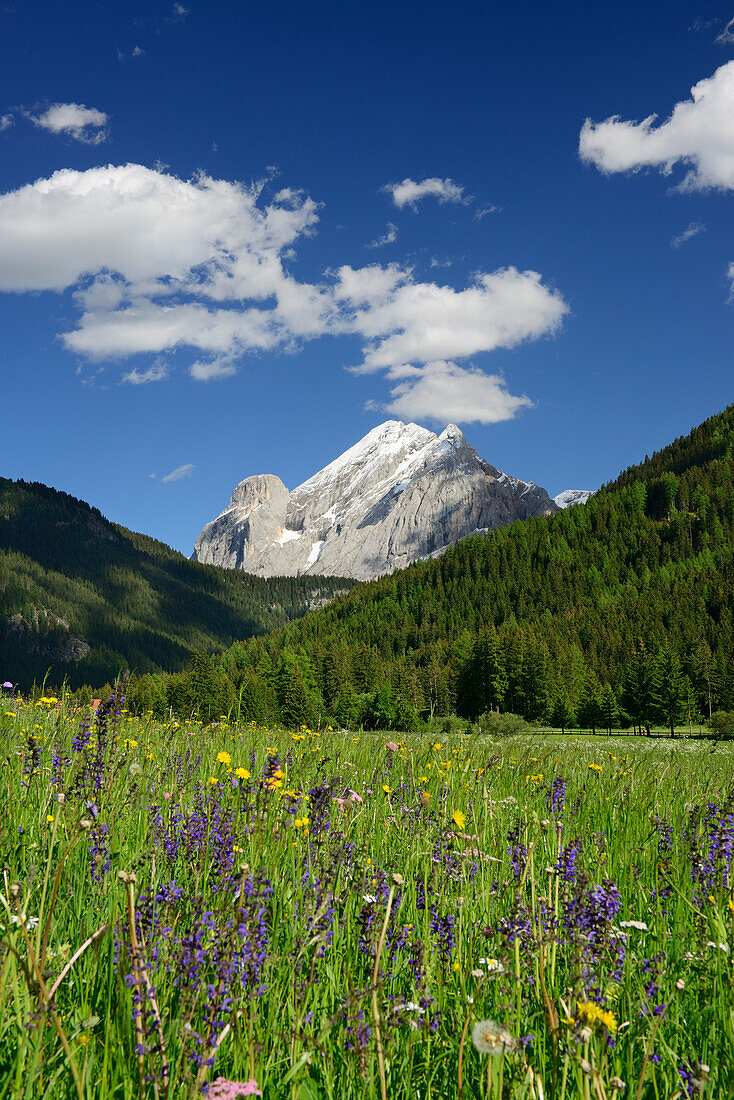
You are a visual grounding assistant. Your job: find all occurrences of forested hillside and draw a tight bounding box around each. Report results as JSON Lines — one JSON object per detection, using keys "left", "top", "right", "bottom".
{"left": 0, "top": 479, "right": 353, "bottom": 689}
{"left": 132, "top": 404, "right": 734, "bottom": 729}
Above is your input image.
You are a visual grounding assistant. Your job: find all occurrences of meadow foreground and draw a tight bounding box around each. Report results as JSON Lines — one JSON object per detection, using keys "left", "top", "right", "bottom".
{"left": 1, "top": 691, "right": 732, "bottom": 1099}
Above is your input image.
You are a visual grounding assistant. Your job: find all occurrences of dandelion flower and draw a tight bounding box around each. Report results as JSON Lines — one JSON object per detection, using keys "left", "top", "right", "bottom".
{"left": 452, "top": 810, "right": 466, "bottom": 831}
{"left": 209, "top": 776, "right": 219, "bottom": 786}
{"left": 471, "top": 1020, "right": 516, "bottom": 1055}
{"left": 217, "top": 751, "right": 232, "bottom": 765}
{"left": 382, "top": 785, "right": 393, "bottom": 794}
{"left": 235, "top": 767, "right": 251, "bottom": 780}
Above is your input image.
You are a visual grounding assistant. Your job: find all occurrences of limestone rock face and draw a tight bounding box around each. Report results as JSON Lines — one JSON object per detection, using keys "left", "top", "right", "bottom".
{"left": 192, "top": 421, "right": 558, "bottom": 580}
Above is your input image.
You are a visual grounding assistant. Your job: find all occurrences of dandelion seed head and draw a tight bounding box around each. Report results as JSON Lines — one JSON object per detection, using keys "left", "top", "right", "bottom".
{"left": 471, "top": 1019, "right": 515, "bottom": 1055}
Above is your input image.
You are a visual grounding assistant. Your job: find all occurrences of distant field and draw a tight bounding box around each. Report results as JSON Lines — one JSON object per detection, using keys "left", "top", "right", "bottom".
{"left": 1, "top": 692, "right": 732, "bottom": 1099}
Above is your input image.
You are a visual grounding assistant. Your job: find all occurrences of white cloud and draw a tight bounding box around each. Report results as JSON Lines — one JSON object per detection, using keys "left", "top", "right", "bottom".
{"left": 0, "top": 163, "right": 569, "bottom": 422}
{"left": 336, "top": 265, "right": 568, "bottom": 374}
{"left": 189, "top": 355, "right": 237, "bottom": 381}
{"left": 30, "top": 102, "right": 109, "bottom": 144}
{"left": 671, "top": 221, "right": 706, "bottom": 248}
{"left": 371, "top": 360, "right": 533, "bottom": 424}
{"left": 162, "top": 463, "right": 194, "bottom": 483}
{"left": 384, "top": 177, "right": 470, "bottom": 210}
{"left": 132, "top": 45, "right": 145, "bottom": 57}
{"left": 728, "top": 262, "right": 734, "bottom": 298}
{"left": 716, "top": 16, "right": 734, "bottom": 44}
{"left": 0, "top": 113, "right": 14, "bottom": 131}
{"left": 365, "top": 222, "right": 398, "bottom": 249}
{"left": 580, "top": 62, "right": 734, "bottom": 191}
{"left": 121, "top": 358, "right": 170, "bottom": 384}
{"left": 474, "top": 203, "right": 502, "bottom": 221}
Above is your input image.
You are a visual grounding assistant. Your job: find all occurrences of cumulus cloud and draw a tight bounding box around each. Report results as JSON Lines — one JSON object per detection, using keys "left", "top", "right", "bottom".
{"left": 383, "top": 177, "right": 470, "bottom": 210}
{"left": 580, "top": 62, "right": 734, "bottom": 191}
{"left": 30, "top": 102, "right": 109, "bottom": 144}
{"left": 0, "top": 112, "right": 14, "bottom": 131}
{"left": 336, "top": 264, "right": 568, "bottom": 374}
{"left": 121, "top": 358, "right": 169, "bottom": 384}
{"left": 365, "top": 222, "right": 398, "bottom": 249}
{"left": 0, "top": 162, "right": 569, "bottom": 423}
{"left": 671, "top": 221, "right": 706, "bottom": 248}
{"left": 371, "top": 360, "right": 533, "bottom": 424}
{"left": 162, "top": 463, "right": 194, "bottom": 483}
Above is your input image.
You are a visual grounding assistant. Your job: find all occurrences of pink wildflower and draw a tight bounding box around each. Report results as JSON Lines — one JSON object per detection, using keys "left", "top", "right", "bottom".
{"left": 208, "top": 1078, "right": 262, "bottom": 1098}
{"left": 385, "top": 741, "right": 399, "bottom": 752}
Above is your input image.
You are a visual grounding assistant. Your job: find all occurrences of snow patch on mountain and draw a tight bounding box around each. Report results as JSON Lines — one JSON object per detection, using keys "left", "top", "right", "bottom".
{"left": 553, "top": 489, "right": 594, "bottom": 509}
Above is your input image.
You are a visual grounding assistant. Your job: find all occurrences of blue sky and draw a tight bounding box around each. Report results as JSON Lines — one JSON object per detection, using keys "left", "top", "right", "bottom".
{"left": 1, "top": 0, "right": 733, "bottom": 554}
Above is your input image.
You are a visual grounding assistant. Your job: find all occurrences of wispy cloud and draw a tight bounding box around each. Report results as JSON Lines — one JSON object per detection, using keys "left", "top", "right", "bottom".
{"left": 671, "top": 221, "right": 705, "bottom": 248}
{"left": 715, "top": 16, "right": 734, "bottom": 44}
{"left": 121, "top": 359, "right": 170, "bottom": 384}
{"left": 383, "top": 177, "right": 471, "bottom": 210}
{"left": 162, "top": 463, "right": 194, "bottom": 483}
{"left": 474, "top": 203, "right": 502, "bottom": 221}
{"left": 30, "top": 102, "right": 109, "bottom": 144}
{"left": 365, "top": 222, "right": 397, "bottom": 249}
{"left": 0, "top": 112, "right": 14, "bottom": 131}
{"left": 580, "top": 61, "right": 734, "bottom": 191}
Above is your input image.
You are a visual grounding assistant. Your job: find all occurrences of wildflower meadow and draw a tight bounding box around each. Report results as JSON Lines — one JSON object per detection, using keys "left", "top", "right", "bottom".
{"left": 1, "top": 684, "right": 733, "bottom": 1099}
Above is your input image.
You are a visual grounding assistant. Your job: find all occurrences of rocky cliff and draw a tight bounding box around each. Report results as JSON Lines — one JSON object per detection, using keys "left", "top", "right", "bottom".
{"left": 192, "top": 421, "right": 558, "bottom": 580}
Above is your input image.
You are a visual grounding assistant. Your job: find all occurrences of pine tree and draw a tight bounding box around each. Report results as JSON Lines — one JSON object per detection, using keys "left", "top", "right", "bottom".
{"left": 622, "top": 643, "right": 657, "bottom": 734}
{"left": 550, "top": 692, "right": 576, "bottom": 733}
{"left": 653, "top": 645, "right": 687, "bottom": 737}
{"left": 599, "top": 683, "right": 619, "bottom": 734}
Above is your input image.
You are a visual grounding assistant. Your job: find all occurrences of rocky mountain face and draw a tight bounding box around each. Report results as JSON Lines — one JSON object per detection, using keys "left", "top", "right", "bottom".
{"left": 192, "top": 421, "right": 559, "bottom": 580}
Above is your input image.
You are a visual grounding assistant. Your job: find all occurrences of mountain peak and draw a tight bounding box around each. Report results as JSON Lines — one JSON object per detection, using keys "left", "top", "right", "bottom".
{"left": 193, "top": 422, "right": 558, "bottom": 579}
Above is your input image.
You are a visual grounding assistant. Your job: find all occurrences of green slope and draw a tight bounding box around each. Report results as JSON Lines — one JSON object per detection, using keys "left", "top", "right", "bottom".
{"left": 0, "top": 478, "right": 354, "bottom": 689}
{"left": 186, "top": 403, "right": 734, "bottom": 727}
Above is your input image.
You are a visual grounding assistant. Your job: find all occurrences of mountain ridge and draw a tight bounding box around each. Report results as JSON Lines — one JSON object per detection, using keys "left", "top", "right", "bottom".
{"left": 0, "top": 477, "right": 354, "bottom": 690}
{"left": 192, "top": 420, "right": 559, "bottom": 579}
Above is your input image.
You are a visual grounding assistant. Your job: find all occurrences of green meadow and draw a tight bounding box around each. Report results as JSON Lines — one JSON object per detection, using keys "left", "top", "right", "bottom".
{"left": 1, "top": 690, "right": 732, "bottom": 1099}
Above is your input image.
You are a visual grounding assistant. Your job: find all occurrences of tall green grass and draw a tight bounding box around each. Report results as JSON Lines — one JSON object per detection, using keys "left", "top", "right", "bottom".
{"left": 0, "top": 691, "right": 732, "bottom": 1099}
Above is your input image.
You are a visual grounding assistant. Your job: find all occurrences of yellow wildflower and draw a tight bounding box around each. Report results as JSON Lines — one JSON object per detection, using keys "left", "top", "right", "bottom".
{"left": 209, "top": 777, "right": 219, "bottom": 786}
{"left": 217, "top": 751, "right": 232, "bottom": 765}
{"left": 452, "top": 809, "right": 466, "bottom": 831}
{"left": 577, "top": 1001, "right": 617, "bottom": 1032}
{"left": 235, "top": 767, "right": 251, "bottom": 779}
